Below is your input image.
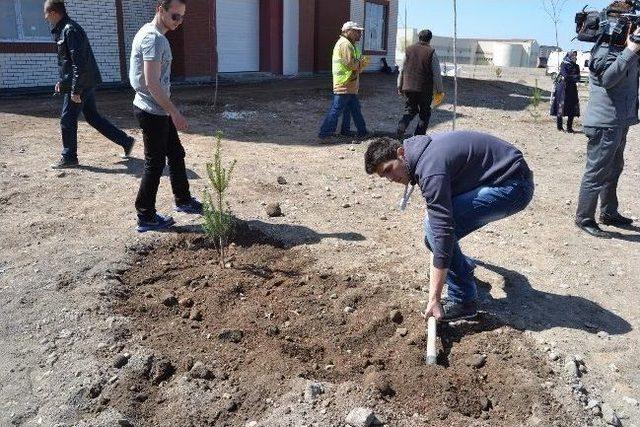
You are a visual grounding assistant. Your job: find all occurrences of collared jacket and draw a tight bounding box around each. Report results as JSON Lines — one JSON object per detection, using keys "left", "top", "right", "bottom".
{"left": 51, "top": 15, "right": 102, "bottom": 95}
{"left": 583, "top": 44, "right": 640, "bottom": 128}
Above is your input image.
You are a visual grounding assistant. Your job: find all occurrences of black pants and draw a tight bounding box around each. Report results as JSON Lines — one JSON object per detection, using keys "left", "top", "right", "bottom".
{"left": 398, "top": 91, "right": 432, "bottom": 137}
{"left": 557, "top": 115, "right": 574, "bottom": 131}
{"left": 60, "top": 87, "right": 130, "bottom": 160}
{"left": 575, "top": 126, "right": 628, "bottom": 223}
{"left": 134, "top": 107, "right": 191, "bottom": 220}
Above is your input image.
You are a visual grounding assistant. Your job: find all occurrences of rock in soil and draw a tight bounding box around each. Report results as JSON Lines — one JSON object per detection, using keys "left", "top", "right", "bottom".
{"left": 564, "top": 356, "right": 579, "bottom": 378}
{"left": 304, "top": 382, "right": 325, "bottom": 402}
{"left": 179, "top": 297, "right": 194, "bottom": 308}
{"left": 345, "top": 407, "right": 376, "bottom": 427}
{"left": 112, "top": 353, "right": 130, "bottom": 369}
{"left": 265, "top": 203, "right": 283, "bottom": 217}
{"left": 389, "top": 309, "right": 403, "bottom": 324}
{"left": 189, "top": 309, "right": 203, "bottom": 321}
{"left": 218, "top": 329, "right": 244, "bottom": 343}
{"left": 601, "top": 403, "right": 622, "bottom": 426}
{"left": 151, "top": 359, "right": 175, "bottom": 385}
{"left": 161, "top": 294, "right": 178, "bottom": 307}
{"left": 466, "top": 354, "right": 487, "bottom": 369}
{"left": 277, "top": 176, "right": 287, "bottom": 185}
{"left": 189, "top": 361, "right": 214, "bottom": 380}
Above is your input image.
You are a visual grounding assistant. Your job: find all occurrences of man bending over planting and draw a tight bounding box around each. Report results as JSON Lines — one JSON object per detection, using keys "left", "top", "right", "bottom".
{"left": 365, "top": 132, "right": 534, "bottom": 321}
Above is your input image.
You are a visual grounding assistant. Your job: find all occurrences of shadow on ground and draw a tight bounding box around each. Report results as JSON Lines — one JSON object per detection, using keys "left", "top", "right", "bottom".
{"left": 75, "top": 157, "right": 200, "bottom": 179}
{"left": 0, "top": 74, "right": 551, "bottom": 147}
{"left": 476, "top": 261, "right": 632, "bottom": 336}
{"left": 169, "top": 219, "right": 365, "bottom": 248}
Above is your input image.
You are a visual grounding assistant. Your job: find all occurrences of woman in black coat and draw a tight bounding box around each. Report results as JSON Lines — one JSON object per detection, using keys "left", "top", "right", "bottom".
{"left": 550, "top": 51, "right": 581, "bottom": 133}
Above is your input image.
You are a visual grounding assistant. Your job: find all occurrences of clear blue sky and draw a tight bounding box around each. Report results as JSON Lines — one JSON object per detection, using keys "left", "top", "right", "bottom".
{"left": 398, "top": 0, "right": 613, "bottom": 51}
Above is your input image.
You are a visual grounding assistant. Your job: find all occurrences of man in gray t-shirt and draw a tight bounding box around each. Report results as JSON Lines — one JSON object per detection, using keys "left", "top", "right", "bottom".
{"left": 129, "top": 22, "right": 173, "bottom": 116}
{"left": 128, "top": 0, "right": 202, "bottom": 233}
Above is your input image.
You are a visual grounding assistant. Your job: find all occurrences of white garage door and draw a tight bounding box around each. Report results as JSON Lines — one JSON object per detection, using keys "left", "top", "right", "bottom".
{"left": 217, "top": 0, "right": 260, "bottom": 72}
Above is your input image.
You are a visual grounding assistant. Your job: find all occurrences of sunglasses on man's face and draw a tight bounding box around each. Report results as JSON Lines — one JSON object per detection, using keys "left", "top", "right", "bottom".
{"left": 170, "top": 13, "right": 184, "bottom": 22}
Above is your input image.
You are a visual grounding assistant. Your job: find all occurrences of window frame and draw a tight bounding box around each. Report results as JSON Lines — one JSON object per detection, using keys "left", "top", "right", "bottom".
{"left": 363, "top": 0, "right": 389, "bottom": 55}
{"left": 1, "top": 0, "right": 53, "bottom": 43}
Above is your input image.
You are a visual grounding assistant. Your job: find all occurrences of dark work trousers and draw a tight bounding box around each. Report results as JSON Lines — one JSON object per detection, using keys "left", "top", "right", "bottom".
{"left": 557, "top": 115, "right": 574, "bottom": 131}
{"left": 134, "top": 107, "right": 192, "bottom": 220}
{"left": 575, "top": 126, "right": 628, "bottom": 223}
{"left": 60, "top": 87, "right": 130, "bottom": 160}
{"left": 398, "top": 91, "right": 433, "bottom": 137}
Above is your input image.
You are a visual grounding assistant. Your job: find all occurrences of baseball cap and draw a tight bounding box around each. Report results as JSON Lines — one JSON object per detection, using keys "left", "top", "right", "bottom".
{"left": 342, "top": 21, "right": 364, "bottom": 32}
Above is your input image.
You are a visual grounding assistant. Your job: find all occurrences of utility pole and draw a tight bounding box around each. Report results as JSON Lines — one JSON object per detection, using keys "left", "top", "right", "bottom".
{"left": 452, "top": 0, "right": 458, "bottom": 131}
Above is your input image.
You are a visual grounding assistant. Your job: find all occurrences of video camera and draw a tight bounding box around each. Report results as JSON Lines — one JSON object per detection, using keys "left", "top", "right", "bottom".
{"left": 576, "top": 0, "right": 640, "bottom": 46}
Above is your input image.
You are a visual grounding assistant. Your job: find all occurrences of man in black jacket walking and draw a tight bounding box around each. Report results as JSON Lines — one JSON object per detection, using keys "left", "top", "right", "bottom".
{"left": 45, "top": 0, "right": 134, "bottom": 169}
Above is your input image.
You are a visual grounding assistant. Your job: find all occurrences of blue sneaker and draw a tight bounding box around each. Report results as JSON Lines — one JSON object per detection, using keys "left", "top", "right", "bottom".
{"left": 175, "top": 198, "right": 203, "bottom": 215}
{"left": 136, "top": 214, "right": 175, "bottom": 233}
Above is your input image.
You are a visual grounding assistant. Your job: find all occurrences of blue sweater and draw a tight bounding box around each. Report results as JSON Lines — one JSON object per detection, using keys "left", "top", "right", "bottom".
{"left": 404, "top": 132, "right": 530, "bottom": 268}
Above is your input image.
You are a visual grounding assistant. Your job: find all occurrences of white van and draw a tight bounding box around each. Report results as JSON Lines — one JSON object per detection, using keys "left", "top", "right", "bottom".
{"left": 546, "top": 50, "right": 591, "bottom": 81}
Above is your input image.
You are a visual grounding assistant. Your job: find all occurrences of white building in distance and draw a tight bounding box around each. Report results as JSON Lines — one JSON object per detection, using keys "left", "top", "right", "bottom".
{"left": 397, "top": 29, "right": 541, "bottom": 68}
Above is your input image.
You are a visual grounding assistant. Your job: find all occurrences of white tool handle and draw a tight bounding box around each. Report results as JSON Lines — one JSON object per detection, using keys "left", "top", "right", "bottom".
{"left": 426, "top": 316, "right": 437, "bottom": 365}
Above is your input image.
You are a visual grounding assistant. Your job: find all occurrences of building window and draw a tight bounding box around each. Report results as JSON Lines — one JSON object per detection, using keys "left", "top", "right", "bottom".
{"left": 364, "top": 1, "right": 388, "bottom": 53}
{"left": 0, "top": 0, "right": 52, "bottom": 42}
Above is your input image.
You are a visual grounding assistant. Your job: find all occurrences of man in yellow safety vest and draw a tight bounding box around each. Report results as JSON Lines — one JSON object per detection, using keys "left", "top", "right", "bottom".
{"left": 318, "top": 21, "right": 370, "bottom": 142}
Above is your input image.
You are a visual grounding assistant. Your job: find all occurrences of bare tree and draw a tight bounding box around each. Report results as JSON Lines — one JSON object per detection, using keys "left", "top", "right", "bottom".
{"left": 542, "top": 0, "right": 569, "bottom": 68}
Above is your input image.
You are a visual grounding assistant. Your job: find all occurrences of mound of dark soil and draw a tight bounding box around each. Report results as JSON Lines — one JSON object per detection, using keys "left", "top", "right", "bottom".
{"left": 97, "top": 232, "right": 584, "bottom": 426}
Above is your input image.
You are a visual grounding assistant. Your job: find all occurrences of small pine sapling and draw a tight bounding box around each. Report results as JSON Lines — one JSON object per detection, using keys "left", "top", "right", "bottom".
{"left": 202, "top": 131, "right": 237, "bottom": 265}
{"left": 528, "top": 79, "right": 543, "bottom": 122}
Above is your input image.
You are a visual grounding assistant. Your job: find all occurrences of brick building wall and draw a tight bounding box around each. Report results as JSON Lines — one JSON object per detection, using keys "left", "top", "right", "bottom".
{"left": 0, "top": 0, "right": 122, "bottom": 90}
{"left": 350, "top": 0, "right": 398, "bottom": 72}
{"left": 121, "top": 0, "right": 156, "bottom": 73}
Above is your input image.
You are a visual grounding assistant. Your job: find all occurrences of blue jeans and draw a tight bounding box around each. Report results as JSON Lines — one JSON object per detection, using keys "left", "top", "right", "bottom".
{"left": 318, "top": 94, "right": 367, "bottom": 138}
{"left": 60, "top": 87, "right": 130, "bottom": 160}
{"left": 423, "top": 173, "right": 535, "bottom": 304}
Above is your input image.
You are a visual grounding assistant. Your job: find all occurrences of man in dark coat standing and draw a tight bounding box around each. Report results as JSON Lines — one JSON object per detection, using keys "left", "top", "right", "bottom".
{"left": 550, "top": 51, "right": 581, "bottom": 133}
{"left": 45, "top": 0, "right": 135, "bottom": 169}
{"left": 575, "top": 13, "right": 640, "bottom": 238}
{"left": 397, "top": 30, "right": 444, "bottom": 139}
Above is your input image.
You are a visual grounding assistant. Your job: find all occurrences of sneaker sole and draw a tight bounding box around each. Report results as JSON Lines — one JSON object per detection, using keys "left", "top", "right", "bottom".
{"left": 51, "top": 163, "right": 79, "bottom": 169}
{"left": 174, "top": 207, "right": 203, "bottom": 214}
{"left": 136, "top": 220, "right": 176, "bottom": 233}
{"left": 443, "top": 311, "right": 478, "bottom": 323}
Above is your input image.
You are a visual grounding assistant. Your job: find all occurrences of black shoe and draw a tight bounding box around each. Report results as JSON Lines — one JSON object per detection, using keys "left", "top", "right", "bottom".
{"left": 122, "top": 137, "right": 135, "bottom": 158}
{"left": 51, "top": 157, "right": 79, "bottom": 169}
{"left": 575, "top": 219, "right": 611, "bottom": 239}
{"left": 340, "top": 130, "right": 356, "bottom": 137}
{"left": 442, "top": 299, "right": 478, "bottom": 322}
{"left": 567, "top": 128, "right": 575, "bottom": 134}
{"left": 600, "top": 213, "right": 634, "bottom": 227}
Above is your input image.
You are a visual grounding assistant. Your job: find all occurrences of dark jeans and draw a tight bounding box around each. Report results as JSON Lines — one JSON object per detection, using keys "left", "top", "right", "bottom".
{"left": 318, "top": 94, "right": 367, "bottom": 137}
{"left": 398, "top": 91, "right": 432, "bottom": 136}
{"left": 423, "top": 170, "right": 535, "bottom": 304}
{"left": 60, "top": 87, "right": 130, "bottom": 160}
{"left": 134, "top": 107, "right": 192, "bottom": 220}
{"left": 576, "top": 126, "right": 628, "bottom": 223}
{"left": 557, "top": 115, "right": 574, "bottom": 131}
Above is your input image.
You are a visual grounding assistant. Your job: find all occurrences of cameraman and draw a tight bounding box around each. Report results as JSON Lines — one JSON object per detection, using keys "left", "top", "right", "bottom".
{"left": 575, "top": 2, "right": 640, "bottom": 238}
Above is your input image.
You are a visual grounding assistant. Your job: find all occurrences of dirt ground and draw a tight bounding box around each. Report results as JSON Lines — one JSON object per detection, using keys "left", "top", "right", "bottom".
{"left": 1, "top": 72, "right": 639, "bottom": 426}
